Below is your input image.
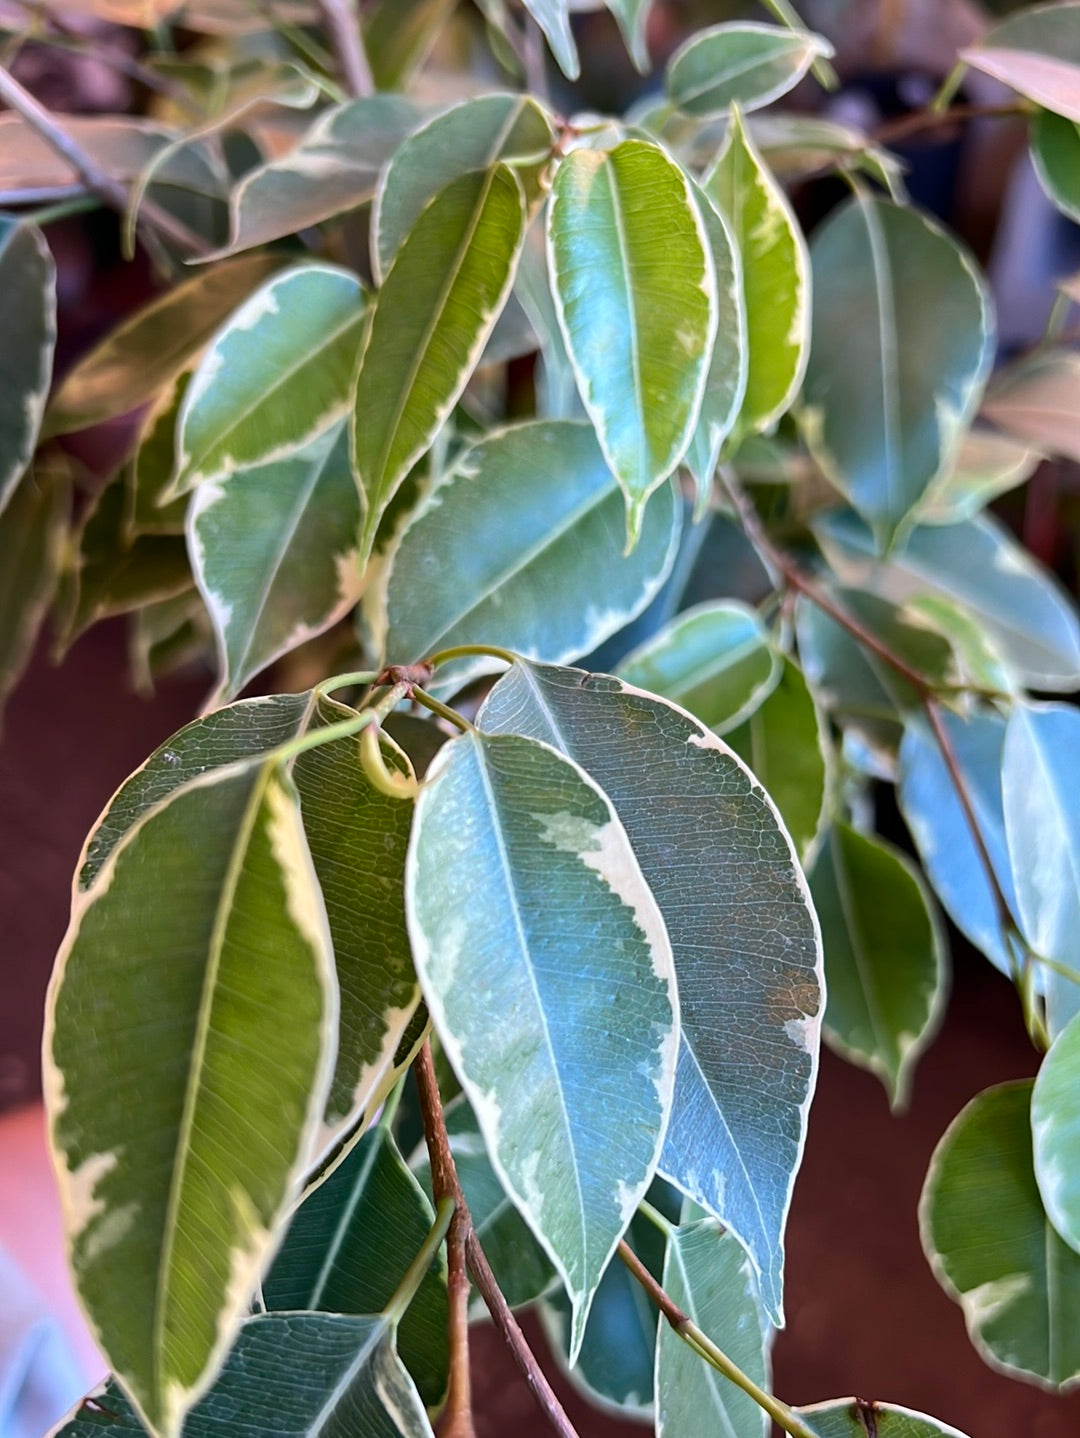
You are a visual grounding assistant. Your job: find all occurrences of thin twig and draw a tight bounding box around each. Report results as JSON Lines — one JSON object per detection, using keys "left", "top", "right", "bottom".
{"left": 0, "top": 64, "right": 210, "bottom": 255}
{"left": 616, "top": 1241, "right": 820, "bottom": 1438}
{"left": 413, "top": 1044, "right": 581, "bottom": 1438}
{"left": 872, "top": 101, "right": 1028, "bottom": 149}
{"left": 317, "top": 0, "right": 374, "bottom": 97}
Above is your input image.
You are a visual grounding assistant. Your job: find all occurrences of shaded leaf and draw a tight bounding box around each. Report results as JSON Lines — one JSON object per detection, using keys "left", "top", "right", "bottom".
{"left": 1002, "top": 702, "right": 1080, "bottom": 1039}
{"left": 919, "top": 1080, "right": 1080, "bottom": 1391}
{"left": 374, "top": 93, "right": 554, "bottom": 280}
{"left": 616, "top": 600, "right": 779, "bottom": 734}
{"left": 814, "top": 508, "right": 1080, "bottom": 692}
{"left": 798, "top": 1399, "right": 971, "bottom": 1438}
{"left": 1032, "top": 108, "right": 1080, "bottom": 222}
{"left": 961, "top": 3, "right": 1080, "bottom": 122}
{"left": 48, "top": 1313, "right": 435, "bottom": 1437}
{"left": 0, "top": 114, "right": 223, "bottom": 198}
{"left": 372, "top": 419, "right": 681, "bottom": 694}
{"left": 657, "top": 1217, "right": 770, "bottom": 1438}
{"left": 365, "top": 0, "right": 457, "bottom": 89}
{"left": 478, "top": 662, "right": 823, "bottom": 1323}
{"left": 175, "top": 265, "right": 367, "bottom": 492}
{"left": 983, "top": 348, "right": 1080, "bottom": 462}
{"left": 810, "top": 823, "right": 946, "bottom": 1108}
{"left": 130, "top": 591, "right": 209, "bottom": 695}
{"left": 353, "top": 165, "right": 527, "bottom": 561}
{"left": 0, "top": 467, "right": 69, "bottom": 731}
{"left": 211, "top": 96, "right": 421, "bottom": 257}
{"left": 522, "top": 0, "right": 579, "bottom": 79}
{"left": 726, "top": 655, "right": 827, "bottom": 864}
{"left": 802, "top": 196, "right": 994, "bottom": 549}
{"left": 45, "top": 762, "right": 336, "bottom": 1436}
{"left": 406, "top": 728, "right": 678, "bottom": 1360}
{"left": 548, "top": 139, "right": 715, "bottom": 542}
{"left": 265, "top": 1125, "right": 447, "bottom": 1406}
{"left": 126, "top": 374, "right": 191, "bottom": 538}
{"left": 666, "top": 22, "right": 832, "bottom": 118}
{"left": 914, "top": 428, "right": 1039, "bottom": 525}
{"left": 0, "top": 219, "right": 55, "bottom": 514}
{"left": 704, "top": 108, "right": 808, "bottom": 438}
{"left": 45, "top": 254, "right": 280, "bottom": 436}
{"left": 189, "top": 423, "right": 362, "bottom": 700}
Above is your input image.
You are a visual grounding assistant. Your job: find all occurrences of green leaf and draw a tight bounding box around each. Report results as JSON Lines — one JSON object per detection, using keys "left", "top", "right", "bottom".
{"left": 353, "top": 164, "right": 527, "bottom": 563}
{"left": 374, "top": 93, "right": 554, "bottom": 279}
{"left": 126, "top": 375, "right": 192, "bottom": 538}
{"left": 0, "top": 219, "right": 55, "bottom": 514}
{"left": 666, "top": 22, "right": 833, "bottom": 117}
{"left": 175, "top": 265, "right": 367, "bottom": 492}
{"left": 515, "top": 219, "right": 581, "bottom": 419}
{"left": 726, "top": 655, "right": 828, "bottom": 864}
{"left": 130, "top": 591, "right": 209, "bottom": 695}
{"left": 46, "top": 254, "right": 280, "bottom": 435}
{"left": 478, "top": 662, "right": 823, "bottom": 1323}
{"left": 411, "top": 1097, "right": 556, "bottom": 1310}
{"left": 810, "top": 823, "right": 946, "bottom": 1108}
{"left": 541, "top": 1202, "right": 669, "bottom": 1415}
{"left": 616, "top": 600, "right": 780, "bottom": 734}
{"left": 521, "top": 0, "right": 579, "bottom": 79}
{"left": 49, "top": 1313, "right": 436, "bottom": 1437}
{"left": 372, "top": 419, "right": 681, "bottom": 694}
{"left": 210, "top": 96, "right": 421, "bottom": 257}
{"left": 704, "top": 108, "right": 808, "bottom": 438}
{"left": 365, "top": 0, "right": 457, "bottom": 89}
{"left": 406, "top": 728, "right": 678, "bottom": 1360}
{"left": 1002, "top": 702, "right": 1080, "bottom": 1039}
{"left": 797, "top": 1399, "right": 972, "bottom": 1438}
{"left": 802, "top": 196, "right": 994, "bottom": 549}
{"left": 605, "top": 0, "right": 652, "bottom": 71}
{"left": 898, "top": 709, "right": 1021, "bottom": 979}
{"left": 1033, "top": 1012, "right": 1080, "bottom": 1258}
{"left": 75, "top": 693, "right": 421, "bottom": 1152}
{"left": 814, "top": 508, "right": 1080, "bottom": 692}
{"left": 548, "top": 139, "right": 716, "bottom": 542}
{"left": 264, "top": 1125, "right": 448, "bottom": 1406}
{"left": 961, "top": 2, "right": 1080, "bottom": 122}
{"left": 58, "top": 480, "right": 193, "bottom": 653}
{"left": 983, "top": 348, "right": 1080, "bottom": 462}
{"left": 656, "top": 1217, "right": 770, "bottom": 1438}
{"left": 0, "top": 467, "right": 69, "bottom": 731}
{"left": 45, "top": 761, "right": 336, "bottom": 1436}
{"left": 685, "top": 180, "right": 747, "bottom": 507}
{"left": 750, "top": 113, "right": 906, "bottom": 198}
{"left": 919, "top": 1079, "right": 1080, "bottom": 1391}
{"left": 914, "top": 428, "right": 1039, "bottom": 525}
{"left": 1031, "top": 108, "right": 1080, "bottom": 221}
{"left": 189, "top": 423, "right": 362, "bottom": 700}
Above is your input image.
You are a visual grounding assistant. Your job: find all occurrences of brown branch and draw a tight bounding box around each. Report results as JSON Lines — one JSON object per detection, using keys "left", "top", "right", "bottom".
{"left": 872, "top": 101, "right": 1028, "bottom": 149}
{"left": 413, "top": 1043, "right": 581, "bottom": 1438}
{"left": 0, "top": 63, "right": 210, "bottom": 255}
{"left": 317, "top": 0, "right": 374, "bottom": 97}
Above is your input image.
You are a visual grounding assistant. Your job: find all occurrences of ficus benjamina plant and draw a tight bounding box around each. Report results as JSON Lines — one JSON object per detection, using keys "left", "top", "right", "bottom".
{"left": 5, "top": 0, "right": 1080, "bottom": 1435}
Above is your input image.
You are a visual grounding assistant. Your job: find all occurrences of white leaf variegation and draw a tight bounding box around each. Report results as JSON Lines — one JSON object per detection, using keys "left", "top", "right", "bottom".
{"left": 478, "top": 662, "right": 823, "bottom": 1322}
{"left": 405, "top": 729, "right": 679, "bottom": 1361}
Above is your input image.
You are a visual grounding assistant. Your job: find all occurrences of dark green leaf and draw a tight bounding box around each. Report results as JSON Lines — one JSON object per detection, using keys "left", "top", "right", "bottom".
{"left": 0, "top": 218, "right": 55, "bottom": 513}
{"left": 0, "top": 467, "right": 69, "bottom": 730}
{"left": 1032, "top": 108, "right": 1080, "bottom": 221}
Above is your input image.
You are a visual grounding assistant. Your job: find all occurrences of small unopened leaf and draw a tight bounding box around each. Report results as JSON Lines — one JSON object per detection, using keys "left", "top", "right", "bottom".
{"left": 265, "top": 1126, "right": 448, "bottom": 1405}
{"left": 373, "top": 419, "right": 680, "bottom": 694}
{"left": 176, "top": 264, "right": 367, "bottom": 491}
{"left": 374, "top": 93, "right": 554, "bottom": 279}
{"left": 548, "top": 139, "right": 715, "bottom": 541}
{"left": 0, "top": 219, "right": 55, "bottom": 514}
{"left": 983, "top": 348, "right": 1080, "bottom": 462}
{"left": 46, "top": 254, "right": 278, "bottom": 435}
{"left": 46, "top": 762, "right": 336, "bottom": 1436}
{"left": 798, "top": 1399, "right": 972, "bottom": 1438}
{"left": 1002, "top": 702, "right": 1080, "bottom": 1039}
{"left": 478, "top": 662, "right": 823, "bottom": 1323}
{"left": 406, "top": 729, "right": 678, "bottom": 1360}
{"left": 657, "top": 1217, "right": 769, "bottom": 1438}
{"left": 802, "top": 196, "right": 994, "bottom": 549}
{"left": 961, "top": 4, "right": 1080, "bottom": 121}
{"left": 810, "top": 823, "right": 946, "bottom": 1108}
{"left": 189, "top": 423, "right": 362, "bottom": 700}
{"left": 920, "top": 1080, "right": 1080, "bottom": 1390}
{"left": 353, "top": 165, "right": 527, "bottom": 562}
{"left": 616, "top": 600, "right": 779, "bottom": 733}
{"left": 704, "top": 109, "right": 808, "bottom": 438}
{"left": 667, "top": 22, "right": 832, "bottom": 117}
{"left": 0, "top": 468, "right": 69, "bottom": 729}
{"left": 49, "top": 1313, "right": 436, "bottom": 1438}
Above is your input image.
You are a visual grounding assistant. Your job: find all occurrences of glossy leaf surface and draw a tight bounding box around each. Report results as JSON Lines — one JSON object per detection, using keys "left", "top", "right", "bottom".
{"left": 406, "top": 729, "right": 678, "bottom": 1360}
{"left": 478, "top": 662, "right": 822, "bottom": 1322}
{"left": 666, "top": 22, "right": 832, "bottom": 117}
{"left": 961, "top": 3, "right": 1080, "bottom": 121}
{"left": 1032, "top": 108, "right": 1080, "bottom": 221}
{"left": 798, "top": 1400, "right": 971, "bottom": 1438}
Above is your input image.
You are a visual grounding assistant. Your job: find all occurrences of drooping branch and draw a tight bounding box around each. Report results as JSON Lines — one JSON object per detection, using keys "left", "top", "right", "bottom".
{"left": 0, "top": 63, "right": 211, "bottom": 255}
{"left": 317, "top": 0, "right": 374, "bottom": 97}
{"left": 413, "top": 1043, "right": 582, "bottom": 1438}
